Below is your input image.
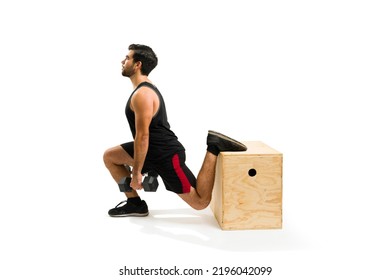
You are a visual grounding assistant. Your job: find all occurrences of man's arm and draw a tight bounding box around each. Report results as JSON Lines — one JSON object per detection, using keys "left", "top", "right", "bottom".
{"left": 130, "top": 87, "right": 154, "bottom": 190}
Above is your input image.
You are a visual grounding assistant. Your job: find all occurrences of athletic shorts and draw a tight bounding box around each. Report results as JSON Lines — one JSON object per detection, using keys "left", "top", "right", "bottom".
{"left": 120, "top": 141, "right": 196, "bottom": 194}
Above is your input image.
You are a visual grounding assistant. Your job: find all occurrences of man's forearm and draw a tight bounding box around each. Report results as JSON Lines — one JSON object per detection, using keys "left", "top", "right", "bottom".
{"left": 133, "top": 133, "right": 149, "bottom": 174}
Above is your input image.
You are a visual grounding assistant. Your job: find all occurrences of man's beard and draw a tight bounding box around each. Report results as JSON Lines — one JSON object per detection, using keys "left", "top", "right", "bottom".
{"left": 122, "top": 66, "right": 135, "bottom": 78}
{"left": 122, "top": 69, "right": 131, "bottom": 77}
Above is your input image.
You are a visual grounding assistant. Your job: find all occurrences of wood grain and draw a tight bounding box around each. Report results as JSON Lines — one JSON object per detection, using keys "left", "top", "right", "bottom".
{"left": 210, "top": 141, "right": 283, "bottom": 230}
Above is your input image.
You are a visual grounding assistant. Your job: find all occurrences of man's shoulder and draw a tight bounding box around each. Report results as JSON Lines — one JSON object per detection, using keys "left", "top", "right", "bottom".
{"left": 137, "top": 81, "right": 158, "bottom": 91}
{"left": 131, "top": 83, "right": 160, "bottom": 109}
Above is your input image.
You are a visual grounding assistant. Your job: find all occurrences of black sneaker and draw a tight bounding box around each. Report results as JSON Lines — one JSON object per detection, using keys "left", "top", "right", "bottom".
{"left": 108, "top": 200, "right": 149, "bottom": 217}
{"left": 207, "top": 130, "right": 247, "bottom": 152}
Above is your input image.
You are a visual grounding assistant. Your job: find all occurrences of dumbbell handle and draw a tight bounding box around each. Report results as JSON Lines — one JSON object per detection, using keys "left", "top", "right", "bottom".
{"left": 118, "top": 174, "right": 158, "bottom": 192}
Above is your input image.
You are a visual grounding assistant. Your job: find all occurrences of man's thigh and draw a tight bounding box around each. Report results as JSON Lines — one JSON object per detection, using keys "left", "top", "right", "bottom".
{"left": 155, "top": 151, "right": 196, "bottom": 194}
{"left": 104, "top": 144, "right": 134, "bottom": 166}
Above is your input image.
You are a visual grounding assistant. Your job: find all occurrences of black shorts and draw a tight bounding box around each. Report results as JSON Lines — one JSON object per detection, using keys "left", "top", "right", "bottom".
{"left": 120, "top": 142, "right": 196, "bottom": 194}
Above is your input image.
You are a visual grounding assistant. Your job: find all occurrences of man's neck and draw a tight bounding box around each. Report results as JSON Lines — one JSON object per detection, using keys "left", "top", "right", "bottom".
{"left": 130, "top": 74, "right": 150, "bottom": 89}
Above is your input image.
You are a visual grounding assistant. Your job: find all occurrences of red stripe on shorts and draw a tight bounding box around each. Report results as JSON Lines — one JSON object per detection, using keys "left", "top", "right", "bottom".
{"left": 172, "top": 153, "right": 191, "bottom": 193}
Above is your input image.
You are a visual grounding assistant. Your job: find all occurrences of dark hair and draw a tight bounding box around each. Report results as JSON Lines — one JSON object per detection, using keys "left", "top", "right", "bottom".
{"left": 128, "top": 44, "right": 158, "bottom": 76}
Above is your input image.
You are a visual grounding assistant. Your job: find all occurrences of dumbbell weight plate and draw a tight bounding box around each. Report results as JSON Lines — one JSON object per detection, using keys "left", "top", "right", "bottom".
{"left": 118, "top": 177, "right": 132, "bottom": 192}
{"left": 143, "top": 175, "right": 159, "bottom": 192}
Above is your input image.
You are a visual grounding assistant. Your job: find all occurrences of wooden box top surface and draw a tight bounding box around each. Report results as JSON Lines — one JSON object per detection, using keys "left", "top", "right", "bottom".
{"left": 220, "top": 141, "right": 282, "bottom": 157}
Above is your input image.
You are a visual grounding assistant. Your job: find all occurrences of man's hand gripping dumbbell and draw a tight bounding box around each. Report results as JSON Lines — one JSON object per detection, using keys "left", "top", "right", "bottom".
{"left": 118, "top": 171, "right": 159, "bottom": 192}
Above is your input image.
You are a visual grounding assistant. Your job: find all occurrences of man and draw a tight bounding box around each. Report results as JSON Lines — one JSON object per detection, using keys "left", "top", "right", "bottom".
{"left": 103, "top": 44, "right": 247, "bottom": 217}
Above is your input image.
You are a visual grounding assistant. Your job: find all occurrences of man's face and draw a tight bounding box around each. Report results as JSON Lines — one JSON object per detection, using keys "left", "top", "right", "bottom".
{"left": 121, "top": 51, "right": 136, "bottom": 77}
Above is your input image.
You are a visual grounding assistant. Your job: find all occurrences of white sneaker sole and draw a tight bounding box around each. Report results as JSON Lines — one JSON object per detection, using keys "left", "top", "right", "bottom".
{"left": 109, "top": 212, "right": 149, "bottom": 217}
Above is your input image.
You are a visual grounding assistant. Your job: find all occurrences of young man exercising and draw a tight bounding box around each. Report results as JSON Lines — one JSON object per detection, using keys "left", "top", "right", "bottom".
{"left": 103, "top": 44, "right": 247, "bottom": 217}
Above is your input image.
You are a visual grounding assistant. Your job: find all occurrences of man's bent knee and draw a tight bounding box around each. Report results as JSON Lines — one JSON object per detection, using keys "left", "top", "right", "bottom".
{"left": 179, "top": 190, "right": 211, "bottom": 210}
{"left": 103, "top": 148, "right": 114, "bottom": 167}
{"left": 103, "top": 146, "right": 133, "bottom": 168}
{"left": 193, "top": 198, "right": 211, "bottom": 210}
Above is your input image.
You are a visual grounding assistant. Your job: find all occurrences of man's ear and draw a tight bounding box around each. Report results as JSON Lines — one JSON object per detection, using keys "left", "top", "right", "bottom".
{"left": 135, "top": 61, "right": 142, "bottom": 70}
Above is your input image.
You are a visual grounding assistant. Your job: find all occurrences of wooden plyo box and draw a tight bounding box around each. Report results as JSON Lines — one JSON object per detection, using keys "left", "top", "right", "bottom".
{"left": 210, "top": 141, "right": 283, "bottom": 230}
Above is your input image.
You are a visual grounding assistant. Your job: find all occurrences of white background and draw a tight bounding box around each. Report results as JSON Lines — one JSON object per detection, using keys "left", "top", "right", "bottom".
{"left": 1, "top": 0, "right": 389, "bottom": 279}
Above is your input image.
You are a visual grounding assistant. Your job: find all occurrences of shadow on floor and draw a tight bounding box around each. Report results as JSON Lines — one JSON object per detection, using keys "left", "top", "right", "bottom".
{"left": 126, "top": 208, "right": 308, "bottom": 252}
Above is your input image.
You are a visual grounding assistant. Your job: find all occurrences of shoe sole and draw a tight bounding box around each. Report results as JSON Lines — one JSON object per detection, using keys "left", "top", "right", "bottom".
{"left": 208, "top": 130, "right": 247, "bottom": 151}
{"left": 109, "top": 212, "right": 149, "bottom": 217}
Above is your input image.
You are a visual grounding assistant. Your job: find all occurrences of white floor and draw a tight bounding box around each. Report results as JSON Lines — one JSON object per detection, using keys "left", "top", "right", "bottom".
{"left": 2, "top": 170, "right": 389, "bottom": 280}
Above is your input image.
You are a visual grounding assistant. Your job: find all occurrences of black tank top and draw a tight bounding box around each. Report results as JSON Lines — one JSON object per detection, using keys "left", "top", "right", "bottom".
{"left": 125, "top": 82, "right": 184, "bottom": 160}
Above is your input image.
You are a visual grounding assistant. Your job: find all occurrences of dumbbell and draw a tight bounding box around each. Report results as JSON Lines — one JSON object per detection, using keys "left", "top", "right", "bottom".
{"left": 118, "top": 171, "right": 159, "bottom": 192}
